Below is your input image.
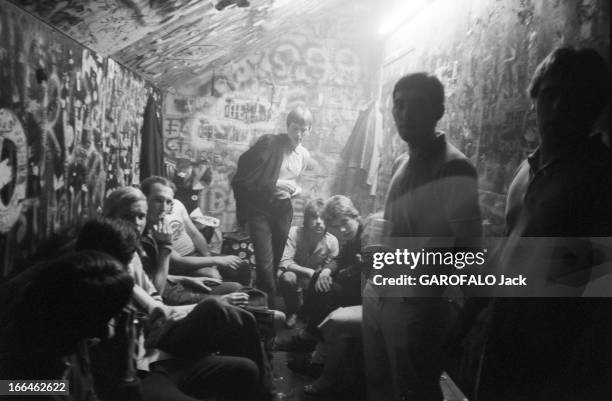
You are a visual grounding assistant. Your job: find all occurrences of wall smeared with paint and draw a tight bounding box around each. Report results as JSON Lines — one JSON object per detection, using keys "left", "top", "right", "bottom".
{"left": 378, "top": 0, "right": 609, "bottom": 235}
{"left": 163, "top": 16, "right": 378, "bottom": 231}
{"left": 0, "top": 0, "right": 158, "bottom": 274}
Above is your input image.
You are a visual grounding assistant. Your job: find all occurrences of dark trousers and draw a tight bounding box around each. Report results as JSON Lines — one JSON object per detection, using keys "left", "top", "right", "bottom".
{"left": 303, "top": 269, "right": 362, "bottom": 337}
{"left": 477, "top": 299, "right": 612, "bottom": 401}
{"left": 218, "top": 262, "right": 252, "bottom": 286}
{"left": 363, "top": 283, "right": 449, "bottom": 401}
{"left": 162, "top": 280, "right": 243, "bottom": 306}
{"left": 155, "top": 298, "right": 273, "bottom": 400}
{"left": 278, "top": 271, "right": 309, "bottom": 314}
{"left": 247, "top": 198, "right": 293, "bottom": 309}
{"left": 143, "top": 359, "right": 258, "bottom": 401}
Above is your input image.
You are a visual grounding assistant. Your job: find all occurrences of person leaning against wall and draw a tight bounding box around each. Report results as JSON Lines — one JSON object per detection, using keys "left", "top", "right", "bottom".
{"left": 475, "top": 46, "right": 612, "bottom": 401}
{"left": 232, "top": 106, "right": 320, "bottom": 308}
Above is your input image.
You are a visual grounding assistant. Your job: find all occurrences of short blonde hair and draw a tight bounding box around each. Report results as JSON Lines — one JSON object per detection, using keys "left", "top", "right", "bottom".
{"left": 286, "top": 106, "right": 313, "bottom": 129}
{"left": 103, "top": 186, "right": 146, "bottom": 219}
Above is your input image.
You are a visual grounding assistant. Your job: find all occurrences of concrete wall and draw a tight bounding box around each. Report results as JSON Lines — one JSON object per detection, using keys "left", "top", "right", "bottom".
{"left": 0, "top": 0, "right": 158, "bottom": 274}
{"left": 378, "top": 0, "right": 609, "bottom": 235}
{"left": 163, "top": 15, "right": 378, "bottom": 231}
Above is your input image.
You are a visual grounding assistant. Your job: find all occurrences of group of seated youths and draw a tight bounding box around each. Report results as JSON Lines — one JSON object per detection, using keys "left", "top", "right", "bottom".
{"left": 0, "top": 162, "right": 369, "bottom": 401}
{"left": 0, "top": 175, "right": 291, "bottom": 401}
{"left": 275, "top": 195, "right": 366, "bottom": 396}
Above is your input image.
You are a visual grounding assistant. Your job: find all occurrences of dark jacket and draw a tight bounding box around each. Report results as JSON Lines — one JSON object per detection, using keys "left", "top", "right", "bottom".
{"left": 231, "top": 134, "right": 291, "bottom": 225}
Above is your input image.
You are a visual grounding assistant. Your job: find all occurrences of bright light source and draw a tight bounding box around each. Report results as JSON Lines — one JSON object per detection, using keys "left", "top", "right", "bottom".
{"left": 378, "top": 0, "right": 429, "bottom": 35}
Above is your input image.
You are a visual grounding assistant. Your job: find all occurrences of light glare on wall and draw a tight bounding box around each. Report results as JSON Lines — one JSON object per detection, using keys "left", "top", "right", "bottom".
{"left": 378, "top": 0, "right": 429, "bottom": 35}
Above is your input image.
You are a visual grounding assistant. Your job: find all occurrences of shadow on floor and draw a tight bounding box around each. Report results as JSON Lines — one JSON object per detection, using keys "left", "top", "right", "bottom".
{"left": 271, "top": 326, "right": 467, "bottom": 401}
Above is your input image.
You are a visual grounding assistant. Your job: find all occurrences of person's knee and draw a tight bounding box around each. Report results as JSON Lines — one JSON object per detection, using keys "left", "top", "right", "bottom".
{"left": 227, "top": 357, "right": 259, "bottom": 393}
{"left": 220, "top": 299, "right": 258, "bottom": 328}
{"left": 327, "top": 307, "right": 347, "bottom": 325}
{"left": 195, "top": 267, "right": 222, "bottom": 280}
{"left": 272, "top": 309, "right": 286, "bottom": 331}
{"left": 201, "top": 296, "right": 252, "bottom": 324}
{"left": 222, "top": 281, "right": 243, "bottom": 293}
{"left": 193, "top": 296, "right": 226, "bottom": 317}
{"left": 193, "top": 298, "right": 257, "bottom": 333}
{"left": 322, "top": 308, "right": 361, "bottom": 340}
{"left": 207, "top": 268, "right": 223, "bottom": 280}
{"left": 321, "top": 314, "right": 341, "bottom": 339}
{"left": 279, "top": 271, "right": 298, "bottom": 288}
{"left": 239, "top": 307, "right": 258, "bottom": 328}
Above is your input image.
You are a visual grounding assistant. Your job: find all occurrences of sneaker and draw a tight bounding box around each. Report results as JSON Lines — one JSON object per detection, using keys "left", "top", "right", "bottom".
{"left": 273, "top": 334, "right": 317, "bottom": 352}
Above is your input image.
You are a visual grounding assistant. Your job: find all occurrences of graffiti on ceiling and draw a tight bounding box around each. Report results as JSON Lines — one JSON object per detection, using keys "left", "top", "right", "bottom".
{"left": 10, "top": 0, "right": 371, "bottom": 89}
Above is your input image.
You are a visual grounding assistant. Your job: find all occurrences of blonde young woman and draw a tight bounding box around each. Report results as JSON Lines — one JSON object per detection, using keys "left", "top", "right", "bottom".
{"left": 103, "top": 186, "right": 245, "bottom": 304}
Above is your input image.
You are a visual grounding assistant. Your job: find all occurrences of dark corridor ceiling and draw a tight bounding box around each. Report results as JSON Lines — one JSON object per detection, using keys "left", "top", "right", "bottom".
{"left": 10, "top": 0, "right": 378, "bottom": 90}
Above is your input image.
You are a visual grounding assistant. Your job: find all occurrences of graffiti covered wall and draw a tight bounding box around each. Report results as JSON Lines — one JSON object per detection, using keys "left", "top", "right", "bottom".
{"left": 164, "top": 16, "right": 377, "bottom": 231}
{"left": 378, "top": 0, "right": 609, "bottom": 235}
{"left": 0, "top": 0, "right": 158, "bottom": 274}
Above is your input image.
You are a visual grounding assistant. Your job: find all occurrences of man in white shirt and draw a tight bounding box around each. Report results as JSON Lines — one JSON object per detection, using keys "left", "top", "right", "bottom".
{"left": 232, "top": 106, "right": 315, "bottom": 308}
{"left": 141, "top": 176, "right": 243, "bottom": 280}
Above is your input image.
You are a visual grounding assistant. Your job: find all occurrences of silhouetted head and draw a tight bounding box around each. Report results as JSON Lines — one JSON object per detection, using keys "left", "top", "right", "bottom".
{"left": 15, "top": 250, "right": 133, "bottom": 356}
{"left": 528, "top": 47, "right": 611, "bottom": 143}
{"left": 392, "top": 73, "right": 445, "bottom": 146}
{"left": 76, "top": 218, "right": 140, "bottom": 267}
